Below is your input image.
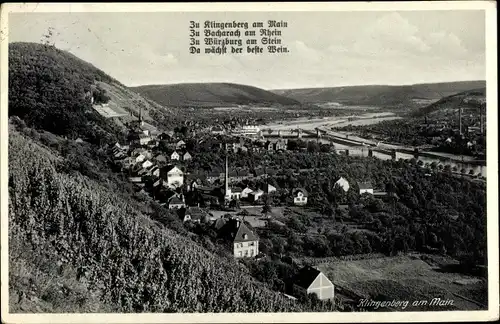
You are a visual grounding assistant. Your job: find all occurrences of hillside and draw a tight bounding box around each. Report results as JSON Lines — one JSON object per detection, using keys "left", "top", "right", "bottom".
{"left": 413, "top": 87, "right": 486, "bottom": 118}
{"left": 8, "top": 42, "right": 182, "bottom": 144}
{"left": 132, "top": 82, "right": 302, "bottom": 108}
{"left": 272, "top": 81, "right": 486, "bottom": 108}
{"left": 8, "top": 125, "right": 318, "bottom": 313}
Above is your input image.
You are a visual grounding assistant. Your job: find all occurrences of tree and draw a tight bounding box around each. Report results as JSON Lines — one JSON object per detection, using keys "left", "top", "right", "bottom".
{"left": 238, "top": 209, "right": 250, "bottom": 219}
{"left": 307, "top": 141, "right": 320, "bottom": 153}
{"left": 262, "top": 204, "right": 272, "bottom": 219}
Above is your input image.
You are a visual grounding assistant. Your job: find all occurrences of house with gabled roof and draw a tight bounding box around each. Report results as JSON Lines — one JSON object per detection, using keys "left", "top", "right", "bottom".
{"left": 265, "top": 141, "right": 274, "bottom": 151}
{"left": 335, "top": 177, "right": 350, "bottom": 192}
{"left": 133, "top": 153, "right": 146, "bottom": 164}
{"left": 183, "top": 207, "right": 208, "bottom": 223}
{"left": 264, "top": 183, "right": 277, "bottom": 194}
{"left": 248, "top": 189, "right": 264, "bottom": 202}
{"left": 241, "top": 186, "right": 254, "bottom": 199}
{"left": 183, "top": 152, "right": 192, "bottom": 161}
{"left": 168, "top": 196, "right": 185, "bottom": 209}
{"left": 141, "top": 160, "right": 154, "bottom": 170}
{"left": 293, "top": 188, "right": 308, "bottom": 206}
{"left": 359, "top": 182, "right": 373, "bottom": 195}
{"left": 176, "top": 140, "right": 186, "bottom": 150}
{"left": 219, "top": 218, "right": 259, "bottom": 258}
{"left": 150, "top": 166, "right": 160, "bottom": 178}
{"left": 292, "top": 266, "right": 334, "bottom": 301}
{"left": 161, "top": 165, "right": 184, "bottom": 188}
{"left": 171, "top": 151, "right": 180, "bottom": 161}
{"left": 274, "top": 139, "right": 287, "bottom": 151}
{"left": 230, "top": 186, "right": 243, "bottom": 200}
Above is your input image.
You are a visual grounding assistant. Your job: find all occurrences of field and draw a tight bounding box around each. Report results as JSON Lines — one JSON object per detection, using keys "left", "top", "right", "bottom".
{"left": 313, "top": 254, "right": 487, "bottom": 311}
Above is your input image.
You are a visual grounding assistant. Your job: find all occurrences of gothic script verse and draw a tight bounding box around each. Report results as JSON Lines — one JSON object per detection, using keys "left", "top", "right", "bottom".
{"left": 189, "top": 20, "right": 290, "bottom": 55}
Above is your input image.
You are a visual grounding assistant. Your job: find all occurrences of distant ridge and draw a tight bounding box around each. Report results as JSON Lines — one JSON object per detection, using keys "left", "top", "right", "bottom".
{"left": 271, "top": 81, "right": 486, "bottom": 107}
{"left": 132, "top": 82, "right": 302, "bottom": 108}
{"left": 413, "top": 87, "right": 486, "bottom": 118}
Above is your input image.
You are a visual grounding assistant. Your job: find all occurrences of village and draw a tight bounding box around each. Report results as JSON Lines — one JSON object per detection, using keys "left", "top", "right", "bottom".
{"left": 106, "top": 109, "right": 398, "bottom": 302}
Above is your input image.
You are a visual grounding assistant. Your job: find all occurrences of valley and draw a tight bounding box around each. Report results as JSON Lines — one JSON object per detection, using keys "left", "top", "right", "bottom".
{"left": 6, "top": 41, "right": 488, "bottom": 314}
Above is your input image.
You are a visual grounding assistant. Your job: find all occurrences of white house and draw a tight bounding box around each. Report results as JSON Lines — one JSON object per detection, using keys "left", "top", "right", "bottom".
{"left": 335, "top": 177, "right": 350, "bottom": 192}
{"left": 292, "top": 266, "right": 334, "bottom": 301}
{"left": 241, "top": 187, "right": 254, "bottom": 199}
{"left": 183, "top": 152, "right": 192, "bottom": 161}
{"left": 150, "top": 166, "right": 160, "bottom": 178}
{"left": 264, "top": 183, "right": 277, "bottom": 194}
{"left": 171, "top": 151, "right": 180, "bottom": 160}
{"left": 293, "top": 188, "right": 308, "bottom": 206}
{"left": 168, "top": 196, "right": 185, "bottom": 209}
{"left": 230, "top": 187, "right": 243, "bottom": 200}
{"left": 134, "top": 154, "right": 146, "bottom": 163}
{"left": 224, "top": 219, "right": 259, "bottom": 258}
{"left": 165, "top": 165, "right": 184, "bottom": 188}
{"left": 248, "top": 189, "right": 264, "bottom": 202}
{"left": 359, "top": 182, "right": 374, "bottom": 195}
{"left": 138, "top": 134, "right": 152, "bottom": 145}
{"left": 176, "top": 140, "right": 186, "bottom": 150}
{"left": 141, "top": 160, "right": 154, "bottom": 169}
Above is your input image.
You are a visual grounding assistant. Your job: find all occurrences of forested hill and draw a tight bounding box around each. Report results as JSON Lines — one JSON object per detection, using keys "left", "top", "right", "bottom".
{"left": 8, "top": 42, "right": 181, "bottom": 145}
{"left": 8, "top": 42, "right": 122, "bottom": 143}
{"left": 8, "top": 123, "right": 323, "bottom": 313}
{"left": 132, "top": 82, "right": 302, "bottom": 108}
{"left": 412, "top": 87, "right": 486, "bottom": 118}
{"left": 272, "top": 81, "right": 486, "bottom": 108}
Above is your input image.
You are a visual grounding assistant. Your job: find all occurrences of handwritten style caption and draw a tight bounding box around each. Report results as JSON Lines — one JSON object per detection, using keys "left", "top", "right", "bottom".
{"left": 357, "top": 298, "right": 455, "bottom": 310}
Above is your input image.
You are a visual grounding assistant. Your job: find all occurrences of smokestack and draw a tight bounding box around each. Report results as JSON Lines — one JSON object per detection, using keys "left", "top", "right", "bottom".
{"left": 225, "top": 154, "right": 229, "bottom": 196}
{"left": 459, "top": 107, "right": 462, "bottom": 135}
{"left": 480, "top": 104, "right": 484, "bottom": 134}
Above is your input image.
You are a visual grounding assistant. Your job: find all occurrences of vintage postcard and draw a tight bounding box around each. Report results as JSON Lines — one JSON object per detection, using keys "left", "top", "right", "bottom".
{"left": 1, "top": 2, "right": 498, "bottom": 323}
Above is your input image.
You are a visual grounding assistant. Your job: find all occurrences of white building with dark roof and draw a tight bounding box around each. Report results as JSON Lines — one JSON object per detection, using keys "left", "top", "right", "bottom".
{"left": 292, "top": 266, "right": 334, "bottom": 301}
{"left": 359, "top": 182, "right": 374, "bottom": 195}
{"left": 293, "top": 188, "right": 308, "bottom": 206}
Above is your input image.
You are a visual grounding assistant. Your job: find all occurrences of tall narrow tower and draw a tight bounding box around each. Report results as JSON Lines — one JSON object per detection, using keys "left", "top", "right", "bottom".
{"left": 224, "top": 154, "right": 231, "bottom": 201}
{"left": 480, "top": 103, "right": 485, "bottom": 134}
{"left": 459, "top": 107, "right": 463, "bottom": 135}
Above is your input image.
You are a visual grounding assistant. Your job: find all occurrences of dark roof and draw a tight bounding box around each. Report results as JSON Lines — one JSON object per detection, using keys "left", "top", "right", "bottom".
{"left": 169, "top": 196, "right": 184, "bottom": 205}
{"left": 359, "top": 182, "right": 373, "bottom": 189}
{"left": 163, "top": 165, "right": 182, "bottom": 173}
{"left": 253, "top": 168, "right": 266, "bottom": 176}
{"left": 186, "top": 207, "right": 207, "bottom": 220}
{"left": 231, "top": 187, "right": 243, "bottom": 193}
{"left": 233, "top": 222, "right": 258, "bottom": 243}
{"left": 293, "top": 266, "right": 321, "bottom": 289}
{"left": 293, "top": 188, "right": 308, "bottom": 197}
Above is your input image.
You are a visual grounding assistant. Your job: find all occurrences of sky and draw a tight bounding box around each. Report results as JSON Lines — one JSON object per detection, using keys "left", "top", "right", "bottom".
{"left": 8, "top": 10, "right": 486, "bottom": 89}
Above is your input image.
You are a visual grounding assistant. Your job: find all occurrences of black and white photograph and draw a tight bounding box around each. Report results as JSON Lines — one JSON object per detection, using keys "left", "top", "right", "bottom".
{"left": 1, "top": 2, "right": 498, "bottom": 323}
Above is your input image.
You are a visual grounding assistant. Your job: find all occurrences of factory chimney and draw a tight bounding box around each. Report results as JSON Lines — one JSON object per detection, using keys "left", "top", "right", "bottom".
{"left": 459, "top": 107, "right": 462, "bottom": 135}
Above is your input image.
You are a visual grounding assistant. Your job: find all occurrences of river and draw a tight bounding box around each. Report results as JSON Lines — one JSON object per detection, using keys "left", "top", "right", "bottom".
{"left": 259, "top": 112, "right": 487, "bottom": 178}
{"left": 262, "top": 112, "right": 402, "bottom": 130}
